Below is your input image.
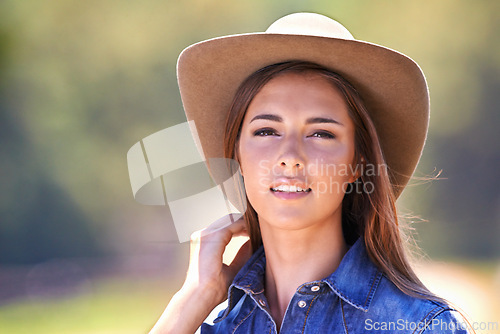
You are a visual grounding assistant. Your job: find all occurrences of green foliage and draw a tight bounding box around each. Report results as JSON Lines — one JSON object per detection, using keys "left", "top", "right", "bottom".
{"left": 0, "top": 276, "right": 176, "bottom": 334}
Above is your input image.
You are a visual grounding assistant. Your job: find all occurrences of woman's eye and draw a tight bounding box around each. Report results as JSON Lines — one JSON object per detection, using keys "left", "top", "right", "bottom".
{"left": 309, "top": 131, "right": 335, "bottom": 139}
{"left": 253, "top": 128, "right": 279, "bottom": 136}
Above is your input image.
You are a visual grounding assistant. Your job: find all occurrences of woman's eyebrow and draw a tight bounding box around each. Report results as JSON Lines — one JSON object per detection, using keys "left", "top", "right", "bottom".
{"left": 250, "top": 114, "right": 283, "bottom": 123}
{"left": 306, "top": 117, "right": 343, "bottom": 126}
{"left": 249, "top": 114, "right": 343, "bottom": 126}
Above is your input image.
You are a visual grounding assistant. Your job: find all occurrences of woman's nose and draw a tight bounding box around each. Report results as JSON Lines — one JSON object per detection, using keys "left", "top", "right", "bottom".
{"left": 276, "top": 136, "right": 305, "bottom": 174}
{"left": 279, "top": 156, "right": 304, "bottom": 169}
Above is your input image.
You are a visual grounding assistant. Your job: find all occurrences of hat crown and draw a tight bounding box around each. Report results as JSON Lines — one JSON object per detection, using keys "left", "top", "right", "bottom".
{"left": 265, "top": 13, "right": 354, "bottom": 40}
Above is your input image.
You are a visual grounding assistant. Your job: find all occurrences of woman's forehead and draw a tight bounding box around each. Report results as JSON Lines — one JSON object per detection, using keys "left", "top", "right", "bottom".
{"left": 245, "top": 72, "right": 352, "bottom": 123}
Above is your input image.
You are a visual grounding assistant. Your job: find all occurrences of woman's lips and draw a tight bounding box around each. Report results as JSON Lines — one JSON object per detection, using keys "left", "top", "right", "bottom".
{"left": 270, "top": 184, "right": 311, "bottom": 193}
{"left": 269, "top": 180, "right": 312, "bottom": 199}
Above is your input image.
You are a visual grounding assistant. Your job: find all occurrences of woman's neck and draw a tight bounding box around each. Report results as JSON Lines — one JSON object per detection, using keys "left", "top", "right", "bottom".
{"left": 259, "top": 213, "right": 348, "bottom": 330}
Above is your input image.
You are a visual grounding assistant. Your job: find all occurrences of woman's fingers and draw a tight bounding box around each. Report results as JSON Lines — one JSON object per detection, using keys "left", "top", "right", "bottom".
{"left": 193, "top": 214, "right": 248, "bottom": 253}
{"left": 187, "top": 214, "right": 249, "bottom": 278}
{"left": 198, "top": 213, "right": 246, "bottom": 238}
{"left": 204, "top": 213, "right": 243, "bottom": 232}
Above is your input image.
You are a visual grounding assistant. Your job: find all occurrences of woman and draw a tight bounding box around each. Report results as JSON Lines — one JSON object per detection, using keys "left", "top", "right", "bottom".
{"left": 150, "top": 13, "right": 469, "bottom": 333}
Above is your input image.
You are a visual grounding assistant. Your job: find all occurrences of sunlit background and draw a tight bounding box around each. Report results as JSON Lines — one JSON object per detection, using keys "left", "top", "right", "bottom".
{"left": 0, "top": 0, "right": 498, "bottom": 333}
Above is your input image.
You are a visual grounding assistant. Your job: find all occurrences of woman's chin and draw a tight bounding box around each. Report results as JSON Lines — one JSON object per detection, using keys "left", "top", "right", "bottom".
{"left": 257, "top": 210, "right": 334, "bottom": 233}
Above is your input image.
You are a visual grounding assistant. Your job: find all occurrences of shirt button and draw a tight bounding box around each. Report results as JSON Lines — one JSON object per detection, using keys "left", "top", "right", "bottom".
{"left": 258, "top": 299, "right": 266, "bottom": 307}
{"left": 311, "top": 285, "right": 320, "bottom": 292}
{"left": 298, "top": 300, "right": 307, "bottom": 308}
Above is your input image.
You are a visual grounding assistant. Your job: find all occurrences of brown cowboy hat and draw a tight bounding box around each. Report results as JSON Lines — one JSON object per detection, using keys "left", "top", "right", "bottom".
{"left": 177, "top": 12, "right": 429, "bottom": 198}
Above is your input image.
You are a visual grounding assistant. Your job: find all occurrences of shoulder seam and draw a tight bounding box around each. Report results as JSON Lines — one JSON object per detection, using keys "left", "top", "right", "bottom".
{"left": 412, "top": 306, "right": 454, "bottom": 334}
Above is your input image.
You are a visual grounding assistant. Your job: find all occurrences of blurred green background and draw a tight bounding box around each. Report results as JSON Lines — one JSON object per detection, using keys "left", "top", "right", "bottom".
{"left": 0, "top": 0, "right": 498, "bottom": 333}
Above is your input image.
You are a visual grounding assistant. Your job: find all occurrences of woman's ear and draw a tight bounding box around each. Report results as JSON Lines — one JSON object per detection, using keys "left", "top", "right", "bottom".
{"left": 349, "top": 155, "right": 364, "bottom": 183}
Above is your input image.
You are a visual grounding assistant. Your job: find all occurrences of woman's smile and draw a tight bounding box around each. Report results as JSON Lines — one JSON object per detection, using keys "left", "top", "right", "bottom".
{"left": 269, "top": 178, "right": 312, "bottom": 200}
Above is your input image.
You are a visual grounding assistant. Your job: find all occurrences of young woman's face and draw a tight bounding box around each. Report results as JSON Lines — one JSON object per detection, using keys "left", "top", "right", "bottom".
{"left": 238, "top": 72, "right": 357, "bottom": 231}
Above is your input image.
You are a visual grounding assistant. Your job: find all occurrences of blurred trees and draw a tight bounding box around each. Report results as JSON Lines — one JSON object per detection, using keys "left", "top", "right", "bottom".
{"left": 0, "top": 0, "right": 498, "bottom": 264}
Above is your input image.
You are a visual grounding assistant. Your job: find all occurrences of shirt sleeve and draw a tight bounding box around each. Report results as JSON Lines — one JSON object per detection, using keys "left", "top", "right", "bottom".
{"left": 421, "top": 310, "right": 470, "bottom": 333}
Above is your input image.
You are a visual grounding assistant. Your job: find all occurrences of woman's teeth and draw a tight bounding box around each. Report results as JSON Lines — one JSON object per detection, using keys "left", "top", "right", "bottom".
{"left": 271, "top": 185, "right": 311, "bottom": 192}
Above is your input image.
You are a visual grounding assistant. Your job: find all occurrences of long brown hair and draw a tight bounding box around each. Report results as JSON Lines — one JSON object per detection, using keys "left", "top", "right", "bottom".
{"left": 224, "top": 61, "right": 442, "bottom": 301}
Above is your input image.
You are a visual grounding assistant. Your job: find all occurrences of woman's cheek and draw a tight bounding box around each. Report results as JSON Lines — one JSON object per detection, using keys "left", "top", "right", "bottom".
{"left": 239, "top": 153, "right": 270, "bottom": 194}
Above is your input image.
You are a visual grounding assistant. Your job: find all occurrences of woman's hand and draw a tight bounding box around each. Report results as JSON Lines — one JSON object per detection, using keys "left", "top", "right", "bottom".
{"left": 185, "top": 213, "right": 251, "bottom": 302}
{"left": 149, "top": 214, "right": 252, "bottom": 334}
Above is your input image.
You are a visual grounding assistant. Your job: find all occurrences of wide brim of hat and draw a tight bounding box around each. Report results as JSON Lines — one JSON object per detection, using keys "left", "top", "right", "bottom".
{"left": 177, "top": 33, "right": 429, "bottom": 198}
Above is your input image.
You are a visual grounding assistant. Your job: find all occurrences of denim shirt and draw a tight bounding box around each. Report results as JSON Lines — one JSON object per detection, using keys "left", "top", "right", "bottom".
{"left": 201, "top": 238, "right": 468, "bottom": 333}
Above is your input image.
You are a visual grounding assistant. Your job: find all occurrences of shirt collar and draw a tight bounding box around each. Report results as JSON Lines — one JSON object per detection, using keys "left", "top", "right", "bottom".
{"left": 322, "top": 237, "right": 383, "bottom": 311}
{"left": 224, "top": 237, "right": 382, "bottom": 317}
